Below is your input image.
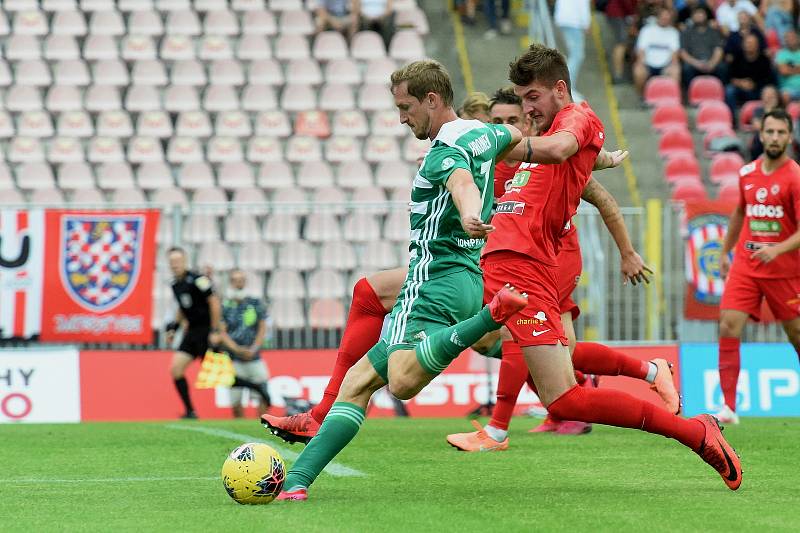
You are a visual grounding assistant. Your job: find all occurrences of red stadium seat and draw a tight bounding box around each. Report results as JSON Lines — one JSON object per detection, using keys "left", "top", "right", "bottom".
{"left": 644, "top": 76, "right": 680, "bottom": 107}
{"left": 738, "top": 100, "right": 761, "bottom": 131}
{"left": 709, "top": 152, "right": 745, "bottom": 184}
{"left": 664, "top": 155, "right": 701, "bottom": 183}
{"left": 658, "top": 127, "right": 694, "bottom": 159}
{"left": 295, "top": 110, "right": 332, "bottom": 138}
{"left": 695, "top": 101, "right": 733, "bottom": 132}
{"left": 688, "top": 75, "right": 724, "bottom": 106}
{"left": 788, "top": 101, "right": 800, "bottom": 121}
{"left": 702, "top": 126, "right": 739, "bottom": 153}
{"left": 309, "top": 299, "right": 346, "bottom": 329}
{"left": 717, "top": 179, "right": 740, "bottom": 202}
{"left": 650, "top": 104, "right": 688, "bottom": 132}
{"left": 671, "top": 178, "right": 708, "bottom": 202}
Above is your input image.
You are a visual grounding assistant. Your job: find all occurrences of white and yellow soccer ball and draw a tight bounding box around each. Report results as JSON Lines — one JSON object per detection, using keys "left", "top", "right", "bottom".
{"left": 221, "top": 443, "right": 285, "bottom": 505}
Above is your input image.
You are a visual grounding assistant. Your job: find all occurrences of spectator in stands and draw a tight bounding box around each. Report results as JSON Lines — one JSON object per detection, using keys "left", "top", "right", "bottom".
{"left": 724, "top": 10, "right": 767, "bottom": 60}
{"left": 314, "top": 0, "right": 359, "bottom": 38}
{"left": 483, "top": 0, "right": 512, "bottom": 39}
{"left": 749, "top": 84, "right": 782, "bottom": 158}
{"left": 555, "top": 0, "right": 591, "bottom": 100}
{"left": 639, "top": 0, "right": 672, "bottom": 29}
{"left": 220, "top": 269, "right": 272, "bottom": 419}
{"left": 760, "top": 0, "right": 796, "bottom": 45}
{"left": 633, "top": 8, "right": 681, "bottom": 97}
{"left": 677, "top": 0, "right": 716, "bottom": 29}
{"left": 716, "top": 0, "right": 760, "bottom": 35}
{"left": 680, "top": 6, "right": 726, "bottom": 88}
{"left": 603, "top": 0, "right": 640, "bottom": 84}
{"left": 457, "top": 91, "right": 491, "bottom": 121}
{"left": 454, "top": 0, "right": 478, "bottom": 26}
{"left": 726, "top": 33, "right": 776, "bottom": 117}
{"left": 355, "top": 0, "right": 395, "bottom": 47}
{"left": 777, "top": 29, "right": 800, "bottom": 103}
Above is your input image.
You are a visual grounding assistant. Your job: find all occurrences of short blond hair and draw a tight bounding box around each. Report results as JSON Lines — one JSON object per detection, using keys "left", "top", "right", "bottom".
{"left": 390, "top": 60, "right": 454, "bottom": 107}
{"left": 459, "top": 91, "right": 490, "bottom": 119}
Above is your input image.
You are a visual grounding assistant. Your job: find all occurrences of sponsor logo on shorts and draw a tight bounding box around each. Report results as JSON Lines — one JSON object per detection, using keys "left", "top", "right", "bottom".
{"left": 516, "top": 311, "right": 547, "bottom": 327}
{"left": 496, "top": 201, "right": 525, "bottom": 215}
{"left": 531, "top": 329, "right": 550, "bottom": 337}
{"left": 413, "top": 331, "right": 428, "bottom": 341}
{"left": 456, "top": 237, "right": 485, "bottom": 249}
{"left": 449, "top": 330, "right": 466, "bottom": 347}
{"left": 744, "top": 241, "right": 774, "bottom": 251}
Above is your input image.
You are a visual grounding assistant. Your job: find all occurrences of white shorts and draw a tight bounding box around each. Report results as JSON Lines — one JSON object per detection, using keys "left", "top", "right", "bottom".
{"left": 230, "top": 358, "right": 270, "bottom": 406}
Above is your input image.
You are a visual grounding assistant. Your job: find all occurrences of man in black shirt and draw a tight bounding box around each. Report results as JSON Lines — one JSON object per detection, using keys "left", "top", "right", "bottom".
{"left": 680, "top": 7, "right": 726, "bottom": 88}
{"left": 725, "top": 33, "right": 777, "bottom": 119}
{"left": 165, "top": 246, "right": 222, "bottom": 419}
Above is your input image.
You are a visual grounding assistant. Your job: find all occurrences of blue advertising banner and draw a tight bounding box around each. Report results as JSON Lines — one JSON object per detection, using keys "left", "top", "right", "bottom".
{"left": 681, "top": 343, "right": 800, "bottom": 417}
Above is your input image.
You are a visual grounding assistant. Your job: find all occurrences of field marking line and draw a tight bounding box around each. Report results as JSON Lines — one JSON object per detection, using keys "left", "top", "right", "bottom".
{"left": 164, "top": 424, "right": 365, "bottom": 478}
{"left": 2, "top": 476, "right": 218, "bottom": 483}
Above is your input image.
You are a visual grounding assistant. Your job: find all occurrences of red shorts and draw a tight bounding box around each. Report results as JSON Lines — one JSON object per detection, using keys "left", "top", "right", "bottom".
{"left": 720, "top": 271, "right": 800, "bottom": 321}
{"left": 481, "top": 252, "right": 568, "bottom": 347}
{"left": 557, "top": 246, "right": 582, "bottom": 320}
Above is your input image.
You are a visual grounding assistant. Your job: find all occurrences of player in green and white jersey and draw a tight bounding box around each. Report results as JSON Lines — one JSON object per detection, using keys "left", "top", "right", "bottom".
{"left": 277, "top": 60, "right": 529, "bottom": 500}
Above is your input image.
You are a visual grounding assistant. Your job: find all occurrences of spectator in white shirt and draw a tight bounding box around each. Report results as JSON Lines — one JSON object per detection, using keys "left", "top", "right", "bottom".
{"left": 634, "top": 7, "right": 682, "bottom": 96}
{"left": 716, "top": 0, "right": 759, "bottom": 35}
{"left": 555, "top": 0, "right": 591, "bottom": 99}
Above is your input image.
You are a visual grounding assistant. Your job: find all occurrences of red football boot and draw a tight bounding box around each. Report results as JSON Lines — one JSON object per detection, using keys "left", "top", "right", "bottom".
{"left": 261, "top": 411, "right": 320, "bottom": 444}
{"left": 693, "top": 414, "right": 742, "bottom": 490}
{"left": 488, "top": 284, "right": 528, "bottom": 323}
{"left": 276, "top": 487, "right": 308, "bottom": 501}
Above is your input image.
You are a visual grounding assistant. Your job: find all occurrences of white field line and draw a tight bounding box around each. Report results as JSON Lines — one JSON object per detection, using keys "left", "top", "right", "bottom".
{"left": 3, "top": 476, "right": 218, "bottom": 483}
{"left": 164, "top": 424, "right": 364, "bottom": 478}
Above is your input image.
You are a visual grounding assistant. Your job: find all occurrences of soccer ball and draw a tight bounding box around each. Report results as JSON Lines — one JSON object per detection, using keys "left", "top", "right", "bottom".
{"left": 221, "top": 443, "right": 285, "bottom": 505}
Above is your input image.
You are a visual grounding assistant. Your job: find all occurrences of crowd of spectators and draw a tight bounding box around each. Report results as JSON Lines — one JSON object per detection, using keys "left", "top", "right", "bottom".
{"left": 601, "top": 0, "right": 800, "bottom": 157}
{"left": 314, "top": 0, "right": 396, "bottom": 45}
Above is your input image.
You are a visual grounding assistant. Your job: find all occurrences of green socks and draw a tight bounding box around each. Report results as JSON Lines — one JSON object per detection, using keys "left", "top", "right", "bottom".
{"left": 416, "top": 306, "right": 500, "bottom": 375}
{"left": 284, "top": 402, "right": 366, "bottom": 490}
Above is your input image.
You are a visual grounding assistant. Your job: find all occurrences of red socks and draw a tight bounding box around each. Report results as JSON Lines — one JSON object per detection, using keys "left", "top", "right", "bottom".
{"left": 548, "top": 385, "right": 705, "bottom": 451}
{"left": 572, "top": 342, "right": 650, "bottom": 380}
{"left": 310, "top": 278, "right": 388, "bottom": 424}
{"left": 718, "top": 337, "right": 741, "bottom": 412}
{"left": 488, "top": 342, "right": 529, "bottom": 430}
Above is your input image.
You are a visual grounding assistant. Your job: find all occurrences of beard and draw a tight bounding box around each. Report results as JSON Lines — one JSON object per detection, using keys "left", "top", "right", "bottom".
{"left": 764, "top": 144, "right": 787, "bottom": 159}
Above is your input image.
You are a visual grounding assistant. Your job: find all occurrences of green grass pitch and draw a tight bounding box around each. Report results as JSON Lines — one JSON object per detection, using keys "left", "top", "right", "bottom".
{"left": 2, "top": 417, "right": 797, "bottom": 532}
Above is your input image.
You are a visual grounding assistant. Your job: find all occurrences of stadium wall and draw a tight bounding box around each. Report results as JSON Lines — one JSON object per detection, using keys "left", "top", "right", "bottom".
{"left": 1, "top": 344, "right": 797, "bottom": 423}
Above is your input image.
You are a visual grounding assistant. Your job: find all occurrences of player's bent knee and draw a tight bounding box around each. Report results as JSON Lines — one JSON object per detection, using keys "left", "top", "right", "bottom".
{"left": 388, "top": 377, "right": 419, "bottom": 401}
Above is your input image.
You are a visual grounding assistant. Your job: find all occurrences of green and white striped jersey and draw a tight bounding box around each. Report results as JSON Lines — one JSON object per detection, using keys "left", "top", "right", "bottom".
{"left": 406, "top": 119, "right": 512, "bottom": 280}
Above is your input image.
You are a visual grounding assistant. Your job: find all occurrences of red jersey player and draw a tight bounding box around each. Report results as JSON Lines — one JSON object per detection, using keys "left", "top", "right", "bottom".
{"left": 476, "top": 44, "right": 741, "bottom": 489}
{"left": 716, "top": 108, "right": 800, "bottom": 425}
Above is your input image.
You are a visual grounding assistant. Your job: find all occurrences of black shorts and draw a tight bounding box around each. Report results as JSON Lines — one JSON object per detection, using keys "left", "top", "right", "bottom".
{"left": 179, "top": 327, "right": 210, "bottom": 358}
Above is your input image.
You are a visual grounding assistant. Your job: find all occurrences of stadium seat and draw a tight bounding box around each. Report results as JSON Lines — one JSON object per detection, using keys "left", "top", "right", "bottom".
{"left": 6, "top": 35, "right": 41, "bottom": 61}
{"left": 281, "top": 84, "right": 318, "bottom": 112}
{"left": 237, "top": 241, "right": 275, "bottom": 272}
{"left": 203, "top": 85, "right": 239, "bottom": 112}
{"left": 126, "top": 85, "right": 162, "bottom": 112}
{"left": 6, "top": 85, "right": 43, "bottom": 112}
{"left": 225, "top": 212, "right": 262, "bottom": 243}
{"left": 384, "top": 209, "right": 410, "bottom": 241}
{"left": 96, "top": 162, "right": 135, "bottom": 190}
{"left": 150, "top": 186, "right": 189, "bottom": 210}
{"left": 310, "top": 186, "right": 347, "bottom": 215}
{"left": 269, "top": 298, "right": 306, "bottom": 329}
{"left": 389, "top": 30, "right": 426, "bottom": 61}
{"left": 671, "top": 178, "right": 708, "bottom": 202}
{"left": 237, "top": 35, "right": 271, "bottom": 60}
{"left": 183, "top": 213, "right": 220, "bottom": 243}
{"left": 318, "top": 84, "right": 355, "bottom": 112}
{"left": 241, "top": 9, "right": 277, "bottom": 36}
{"left": 89, "top": 10, "right": 123, "bottom": 35}
{"left": 351, "top": 31, "right": 386, "bottom": 60}
{"left": 248, "top": 59, "right": 284, "bottom": 86}
{"left": 207, "top": 136, "right": 244, "bottom": 163}
{"left": 337, "top": 160, "right": 374, "bottom": 188}
{"left": 204, "top": 9, "right": 239, "bottom": 35}
{"left": 46, "top": 85, "right": 83, "bottom": 112}
{"left": 129, "top": 10, "right": 164, "bottom": 35}
{"left": 0, "top": 188, "right": 25, "bottom": 206}
{"left": 0, "top": 164, "right": 13, "bottom": 190}
{"left": 132, "top": 60, "right": 168, "bottom": 86}
{"left": 193, "top": 188, "right": 229, "bottom": 217}
{"left": 171, "top": 60, "right": 207, "bottom": 86}
{"left": 263, "top": 213, "right": 301, "bottom": 243}
{"left": 375, "top": 160, "right": 412, "bottom": 189}
{"left": 286, "top": 136, "right": 322, "bottom": 163}
{"left": 177, "top": 162, "right": 215, "bottom": 189}
{"left": 737, "top": 100, "right": 761, "bottom": 131}
{"left": 717, "top": 179, "right": 740, "bottom": 202}
{"left": 702, "top": 126, "right": 740, "bottom": 154}
{"left": 56, "top": 111, "right": 92, "bottom": 138}
{"left": 164, "top": 85, "right": 201, "bottom": 112}
{"left": 325, "top": 136, "right": 362, "bottom": 163}
{"left": 364, "top": 137, "right": 401, "bottom": 162}
{"left": 296, "top": 160, "right": 335, "bottom": 189}
{"left": 313, "top": 31, "right": 349, "bottom": 61}
{"left": 175, "top": 111, "right": 212, "bottom": 138}
{"left": 13, "top": 10, "right": 48, "bottom": 35}
{"left": 57, "top": 162, "right": 95, "bottom": 190}
{"left": 257, "top": 161, "right": 294, "bottom": 189}
{"left": 231, "top": 0, "right": 263, "bottom": 11}
{"left": 268, "top": 269, "right": 306, "bottom": 299}
{"left": 272, "top": 188, "right": 309, "bottom": 215}
{"left": 136, "top": 161, "right": 174, "bottom": 189}
{"left": 359, "top": 84, "right": 394, "bottom": 111}
{"left": 319, "top": 241, "right": 358, "bottom": 271}
{"left": 360, "top": 240, "right": 399, "bottom": 271}
{"left": 217, "top": 161, "right": 256, "bottom": 190}
{"left": 371, "top": 110, "right": 406, "bottom": 137}
{"left": 231, "top": 186, "right": 269, "bottom": 216}
{"left": 68, "top": 187, "right": 106, "bottom": 206}
{"left": 136, "top": 111, "right": 173, "bottom": 138}
{"left": 241, "top": 84, "right": 278, "bottom": 112}
{"left": 333, "top": 110, "right": 369, "bottom": 137}
{"left": 166, "top": 9, "right": 201, "bottom": 35}
{"left": 343, "top": 212, "right": 381, "bottom": 242}
{"left": 709, "top": 152, "right": 745, "bottom": 184}
{"left": 44, "top": 35, "right": 80, "bottom": 60}
{"left": 325, "top": 59, "right": 361, "bottom": 86}
{"left": 215, "top": 110, "right": 252, "bottom": 138}
{"left": 109, "top": 187, "right": 146, "bottom": 204}
{"left": 275, "top": 34, "right": 310, "bottom": 60}
{"left": 295, "top": 110, "right": 331, "bottom": 137}
{"left": 18, "top": 111, "right": 54, "bottom": 138}
{"left": 307, "top": 269, "right": 346, "bottom": 299}
{"left": 96, "top": 110, "right": 134, "bottom": 138}
{"left": 155, "top": 211, "right": 174, "bottom": 243}
{"left": 365, "top": 58, "right": 397, "bottom": 85}
{"left": 0, "top": 61, "right": 11, "bottom": 86}
{"left": 395, "top": 6, "right": 430, "bottom": 35}
{"left": 121, "top": 35, "right": 157, "bottom": 60}
{"left": 255, "top": 110, "right": 291, "bottom": 137}
{"left": 247, "top": 137, "right": 284, "bottom": 163}
{"left": 0, "top": 113, "right": 14, "bottom": 138}
{"left": 197, "top": 242, "right": 235, "bottom": 271}
{"left": 48, "top": 136, "right": 85, "bottom": 163}
{"left": 286, "top": 58, "right": 323, "bottom": 86}
{"left": 16, "top": 59, "right": 52, "bottom": 87}
{"left": 664, "top": 155, "right": 701, "bottom": 183}
{"left": 277, "top": 241, "right": 318, "bottom": 271}
{"left": 688, "top": 75, "right": 725, "bottom": 106}
{"left": 304, "top": 213, "right": 343, "bottom": 243}
{"left": 8, "top": 137, "right": 45, "bottom": 163}
{"left": 209, "top": 59, "right": 245, "bottom": 86}
{"left": 92, "top": 59, "right": 129, "bottom": 87}
{"left": 30, "top": 187, "right": 67, "bottom": 205}
{"left": 650, "top": 104, "right": 688, "bottom": 132}
{"left": 404, "top": 137, "right": 432, "bottom": 162}
{"left": 352, "top": 186, "right": 388, "bottom": 214}
{"left": 16, "top": 162, "right": 55, "bottom": 189}
{"left": 657, "top": 127, "right": 694, "bottom": 159}
{"left": 53, "top": 59, "right": 91, "bottom": 86}
{"left": 127, "top": 136, "right": 165, "bottom": 163}
{"left": 695, "top": 101, "right": 733, "bottom": 132}
{"left": 160, "top": 35, "right": 195, "bottom": 60}
{"left": 643, "top": 76, "right": 681, "bottom": 107}
{"left": 308, "top": 298, "right": 346, "bottom": 329}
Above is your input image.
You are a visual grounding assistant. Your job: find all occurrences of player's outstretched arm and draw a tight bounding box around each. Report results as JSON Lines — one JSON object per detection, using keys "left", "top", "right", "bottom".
{"left": 446, "top": 169, "right": 495, "bottom": 238}
{"left": 495, "top": 124, "right": 523, "bottom": 162}
{"left": 581, "top": 178, "right": 653, "bottom": 285}
{"left": 720, "top": 204, "right": 744, "bottom": 279}
{"left": 593, "top": 149, "right": 629, "bottom": 171}
{"left": 504, "top": 131, "right": 579, "bottom": 164}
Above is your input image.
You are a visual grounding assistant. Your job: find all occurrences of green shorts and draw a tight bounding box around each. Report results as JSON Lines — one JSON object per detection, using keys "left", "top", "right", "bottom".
{"left": 366, "top": 268, "right": 484, "bottom": 382}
